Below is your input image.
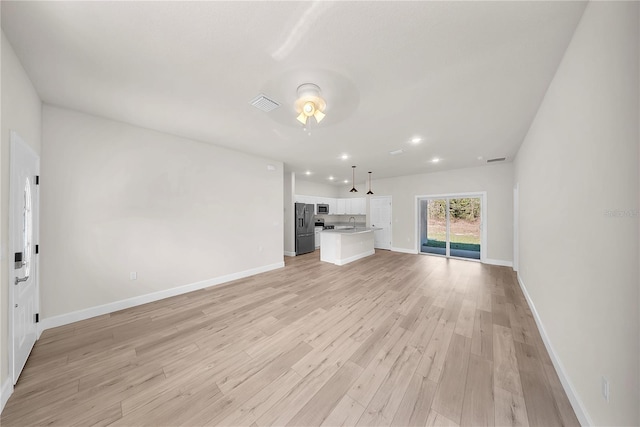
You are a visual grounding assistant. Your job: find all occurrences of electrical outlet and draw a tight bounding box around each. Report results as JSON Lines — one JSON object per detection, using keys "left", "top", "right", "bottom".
{"left": 130, "top": 272, "right": 137, "bottom": 280}
{"left": 601, "top": 376, "right": 610, "bottom": 402}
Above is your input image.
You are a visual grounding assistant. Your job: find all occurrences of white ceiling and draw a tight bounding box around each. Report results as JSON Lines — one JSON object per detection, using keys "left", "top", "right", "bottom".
{"left": 2, "top": 1, "right": 586, "bottom": 187}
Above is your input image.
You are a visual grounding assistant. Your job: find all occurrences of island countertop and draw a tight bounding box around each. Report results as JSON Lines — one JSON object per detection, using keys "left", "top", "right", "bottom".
{"left": 321, "top": 227, "right": 381, "bottom": 235}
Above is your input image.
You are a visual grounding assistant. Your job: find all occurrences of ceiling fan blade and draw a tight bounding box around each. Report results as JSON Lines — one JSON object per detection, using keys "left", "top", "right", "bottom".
{"left": 314, "top": 109, "right": 325, "bottom": 123}
{"left": 296, "top": 112, "right": 307, "bottom": 125}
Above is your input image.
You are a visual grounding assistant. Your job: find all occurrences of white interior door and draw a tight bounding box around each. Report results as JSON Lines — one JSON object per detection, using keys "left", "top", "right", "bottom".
{"left": 370, "top": 196, "right": 392, "bottom": 250}
{"left": 10, "top": 131, "right": 40, "bottom": 384}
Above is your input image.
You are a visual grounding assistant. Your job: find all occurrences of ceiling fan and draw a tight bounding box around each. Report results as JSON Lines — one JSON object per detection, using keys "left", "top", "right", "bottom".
{"left": 295, "top": 83, "right": 326, "bottom": 125}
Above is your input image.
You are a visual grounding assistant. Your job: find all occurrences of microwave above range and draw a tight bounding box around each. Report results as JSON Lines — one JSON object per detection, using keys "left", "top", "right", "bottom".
{"left": 317, "top": 204, "right": 330, "bottom": 214}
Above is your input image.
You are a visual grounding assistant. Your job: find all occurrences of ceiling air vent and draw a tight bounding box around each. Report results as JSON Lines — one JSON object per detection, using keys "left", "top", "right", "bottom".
{"left": 249, "top": 94, "right": 280, "bottom": 112}
{"left": 487, "top": 157, "right": 506, "bottom": 163}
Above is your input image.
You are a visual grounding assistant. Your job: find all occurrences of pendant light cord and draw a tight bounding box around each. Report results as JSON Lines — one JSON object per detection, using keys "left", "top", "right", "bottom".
{"left": 350, "top": 165, "right": 358, "bottom": 193}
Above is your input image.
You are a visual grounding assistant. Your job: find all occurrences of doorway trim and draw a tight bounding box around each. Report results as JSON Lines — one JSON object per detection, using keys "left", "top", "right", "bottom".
{"left": 513, "top": 183, "right": 519, "bottom": 272}
{"left": 415, "top": 192, "right": 487, "bottom": 263}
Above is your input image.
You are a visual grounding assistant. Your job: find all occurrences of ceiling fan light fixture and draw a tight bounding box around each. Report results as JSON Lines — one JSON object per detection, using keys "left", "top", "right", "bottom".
{"left": 303, "top": 101, "right": 315, "bottom": 116}
{"left": 295, "top": 83, "right": 326, "bottom": 125}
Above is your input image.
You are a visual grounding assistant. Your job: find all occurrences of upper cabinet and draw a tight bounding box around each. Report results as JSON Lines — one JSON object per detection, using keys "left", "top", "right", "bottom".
{"left": 294, "top": 195, "right": 367, "bottom": 215}
{"left": 351, "top": 197, "right": 366, "bottom": 215}
{"left": 328, "top": 198, "right": 337, "bottom": 214}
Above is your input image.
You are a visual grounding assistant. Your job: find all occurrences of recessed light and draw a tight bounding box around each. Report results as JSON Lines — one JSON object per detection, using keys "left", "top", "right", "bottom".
{"left": 390, "top": 149, "right": 404, "bottom": 156}
{"left": 343, "top": 179, "right": 349, "bottom": 184}
{"left": 432, "top": 158, "right": 440, "bottom": 163}
{"left": 340, "top": 154, "right": 349, "bottom": 160}
{"left": 328, "top": 176, "right": 334, "bottom": 181}
{"left": 305, "top": 171, "right": 311, "bottom": 175}
{"left": 411, "top": 137, "right": 422, "bottom": 144}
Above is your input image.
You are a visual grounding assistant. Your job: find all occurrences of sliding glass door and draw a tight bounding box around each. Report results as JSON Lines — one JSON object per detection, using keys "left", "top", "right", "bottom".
{"left": 421, "top": 199, "right": 447, "bottom": 255}
{"left": 419, "top": 195, "right": 483, "bottom": 260}
{"left": 448, "top": 197, "right": 481, "bottom": 259}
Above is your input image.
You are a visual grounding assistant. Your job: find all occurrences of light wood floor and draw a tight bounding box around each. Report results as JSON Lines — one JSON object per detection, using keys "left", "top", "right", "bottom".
{"left": 1, "top": 250, "right": 579, "bottom": 426}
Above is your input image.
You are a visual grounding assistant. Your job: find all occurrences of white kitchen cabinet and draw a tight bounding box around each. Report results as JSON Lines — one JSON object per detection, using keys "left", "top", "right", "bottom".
{"left": 344, "top": 198, "right": 353, "bottom": 215}
{"left": 314, "top": 226, "right": 323, "bottom": 248}
{"left": 298, "top": 196, "right": 366, "bottom": 216}
{"left": 328, "top": 198, "right": 337, "bottom": 214}
{"left": 351, "top": 197, "right": 366, "bottom": 214}
{"left": 338, "top": 197, "right": 366, "bottom": 215}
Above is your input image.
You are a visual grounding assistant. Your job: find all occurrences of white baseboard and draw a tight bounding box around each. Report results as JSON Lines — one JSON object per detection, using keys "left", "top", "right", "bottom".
{"left": 38, "top": 262, "right": 285, "bottom": 333}
{"left": 284, "top": 251, "right": 296, "bottom": 257}
{"left": 1, "top": 377, "right": 13, "bottom": 414}
{"left": 391, "top": 247, "right": 419, "bottom": 254}
{"left": 484, "top": 258, "right": 513, "bottom": 267}
{"left": 516, "top": 274, "right": 592, "bottom": 426}
{"left": 400, "top": 250, "right": 512, "bottom": 266}
{"left": 335, "top": 250, "right": 376, "bottom": 266}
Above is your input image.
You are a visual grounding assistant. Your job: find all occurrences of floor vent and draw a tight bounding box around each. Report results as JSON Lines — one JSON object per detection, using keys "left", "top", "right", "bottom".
{"left": 487, "top": 157, "right": 506, "bottom": 163}
{"left": 249, "top": 94, "right": 280, "bottom": 112}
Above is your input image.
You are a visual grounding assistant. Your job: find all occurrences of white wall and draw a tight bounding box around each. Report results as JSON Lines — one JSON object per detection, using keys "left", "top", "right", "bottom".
{"left": 40, "top": 106, "right": 283, "bottom": 319}
{"left": 295, "top": 178, "right": 341, "bottom": 198}
{"left": 514, "top": 2, "right": 639, "bottom": 425}
{"left": 371, "top": 163, "right": 513, "bottom": 263}
{"left": 0, "top": 31, "right": 42, "bottom": 398}
{"left": 0, "top": 22, "right": 3, "bottom": 407}
{"left": 295, "top": 177, "right": 371, "bottom": 200}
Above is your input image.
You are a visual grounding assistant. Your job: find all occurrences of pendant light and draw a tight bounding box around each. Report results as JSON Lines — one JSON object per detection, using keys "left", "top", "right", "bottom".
{"left": 349, "top": 165, "right": 358, "bottom": 193}
{"left": 366, "top": 171, "right": 374, "bottom": 195}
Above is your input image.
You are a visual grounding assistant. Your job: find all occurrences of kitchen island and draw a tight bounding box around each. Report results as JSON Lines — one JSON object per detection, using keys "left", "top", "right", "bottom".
{"left": 320, "top": 228, "right": 378, "bottom": 266}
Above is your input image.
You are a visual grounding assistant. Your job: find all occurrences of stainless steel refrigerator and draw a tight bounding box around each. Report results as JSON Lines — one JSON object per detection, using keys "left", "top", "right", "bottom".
{"left": 295, "top": 203, "right": 315, "bottom": 255}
